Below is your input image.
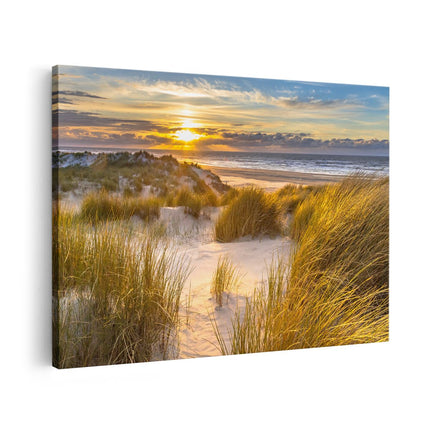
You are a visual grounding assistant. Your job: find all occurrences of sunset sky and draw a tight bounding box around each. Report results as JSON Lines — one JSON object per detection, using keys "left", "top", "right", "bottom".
{"left": 53, "top": 65, "right": 389, "bottom": 155}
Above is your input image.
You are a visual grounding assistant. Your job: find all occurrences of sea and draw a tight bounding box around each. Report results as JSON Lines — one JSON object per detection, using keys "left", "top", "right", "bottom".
{"left": 59, "top": 146, "right": 389, "bottom": 177}
{"left": 148, "top": 149, "right": 389, "bottom": 177}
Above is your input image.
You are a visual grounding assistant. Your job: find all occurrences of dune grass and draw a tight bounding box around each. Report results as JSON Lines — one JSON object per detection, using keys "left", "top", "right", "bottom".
{"left": 56, "top": 151, "right": 176, "bottom": 194}
{"left": 202, "top": 189, "right": 220, "bottom": 207}
{"left": 52, "top": 205, "right": 191, "bottom": 368}
{"left": 80, "top": 190, "right": 162, "bottom": 222}
{"left": 213, "top": 175, "right": 389, "bottom": 354}
{"left": 174, "top": 187, "right": 203, "bottom": 218}
{"left": 56, "top": 151, "right": 231, "bottom": 222}
{"left": 75, "top": 184, "right": 223, "bottom": 225}
{"left": 219, "top": 187, "right": 239, "bottom": 206}
{"left": 55, "top": 151, "right": 231, "bottom": 199}
{"left": 275, "top": 184, "right": 315, "bottom": 214}
{"left": 290, "top": 175, "right": 389, "bottom": 294}
{"left": 215, "top": 186, "right": 282, "bottom": 242}
{"left": 211, "top": 256, "right": 241, "bottom": 307}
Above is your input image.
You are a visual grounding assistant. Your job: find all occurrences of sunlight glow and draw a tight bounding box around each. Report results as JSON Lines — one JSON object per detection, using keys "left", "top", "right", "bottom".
{"left": 181, "top": 118, "right": 201, "bottom": 128}
{"left": 174, "top": 129, "right": 202, "bottom": 143}
{"left": 179, "top": 110, "right": 202, "bottom": 129}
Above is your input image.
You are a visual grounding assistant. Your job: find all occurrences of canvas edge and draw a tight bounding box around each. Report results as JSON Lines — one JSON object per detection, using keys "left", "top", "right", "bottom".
{"left": 52, "top": 66, "right": 60, "bottom": 369}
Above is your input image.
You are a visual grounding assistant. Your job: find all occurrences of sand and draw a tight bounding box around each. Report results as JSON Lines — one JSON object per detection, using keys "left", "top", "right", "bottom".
{"left": 58, "top": 164, "right": 300, "bottom": 359}
{"left": 201, "top": 164, "right": 345, "bottom": 190}
{"left": 157, "top": 164, "right": 310, "bottom": 357}
{"left": 178, "top": 235, "right": 291, "bottom": 358}
{"left": 157, "top": 206, "right": 292, "bottom": 359}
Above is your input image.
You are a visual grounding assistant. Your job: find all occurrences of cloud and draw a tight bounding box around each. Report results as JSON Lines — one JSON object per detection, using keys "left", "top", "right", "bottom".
{"left": 134, "top": 78, "right": 275, "bottom": 107}
{"left": 131, "top": 78, "right": 375, "bottom": 115}
{"left": 52, "top": 90, "right": 107, "bottom": 99}
{"left": 54, "top": 108, "right": 389, "bottom": 153}
{"left": 57, "top": 73, "right": 83, "bottom": 78}
{"left": 208, "top": 131, "right": 388, "bottom": 151}
{"left": 276, "top": 96, "right": 359, "bottom": 110}
{"left": 54, "top": 97, "right": 75, "bottom": 105}
{"left": 57, "top": 128, "right": 150, "bottom": 147}
{"left": 53, "top": 109, "right": 170, "bottom": 133}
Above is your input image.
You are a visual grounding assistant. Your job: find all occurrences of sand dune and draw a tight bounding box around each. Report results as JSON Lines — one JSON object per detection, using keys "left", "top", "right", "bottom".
{"left": 159, "top": 207, "right": 292, "bottom": 358}
{"left": 56, "top": 158, "right": 301, "bottom": 361}
{"left": 179, "top": 235, "right": 291, "bottom": 358}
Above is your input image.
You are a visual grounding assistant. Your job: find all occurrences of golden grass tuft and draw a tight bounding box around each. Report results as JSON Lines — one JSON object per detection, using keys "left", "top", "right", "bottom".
{"left": 202, "top": 189, "right": 220, "bottom": 207}
{"left": 80, "top": 190, "right": 161, "bottom": 222}
{"left": 175, "top": 187, "right": 203, "bottom": 218}
{"left": 215, "top": 186, "right": 281, "bottom": 242}
{"left": 211, "top": 255, "right": 241, "bottom": 307}
{"left": 52, "top": 206, "right": 190, "bottom": 368}
{"left": 213, "top": 175, "right": 389, "bottom": 354}
{"left": 219, "top": 187, "right": 239, "bottom": 206}
{"left": 275, "top": 184, "right": 314, "bottom": 214}
{"left": 290, "top": 175, "right": 389, "bottom": 295}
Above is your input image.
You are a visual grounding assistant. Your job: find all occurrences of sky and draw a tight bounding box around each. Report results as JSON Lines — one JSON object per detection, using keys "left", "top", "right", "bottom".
{"left": 53, "top": 65, "right": 389, "bottom": 155}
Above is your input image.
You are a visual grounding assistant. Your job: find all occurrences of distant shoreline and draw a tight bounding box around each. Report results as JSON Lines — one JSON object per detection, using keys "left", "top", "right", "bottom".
{"left": 201, "top": 164, "right": 347, "bottom": 189}
{"left": 53, "top": 150, "right": 383, "bottom": 190}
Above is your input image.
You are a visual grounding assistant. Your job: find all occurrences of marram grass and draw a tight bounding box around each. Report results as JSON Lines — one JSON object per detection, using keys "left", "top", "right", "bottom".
{"left": 215, "top": 186, "right": 281, "bottom": 242}
{"left": 53, "top": 206, "right": 190, "bottom": 368}
{"left": 174, "top": 187, "right": 203, "bottom": 218}
{"left": 211, "top": 255, "right": 241, "bottom": 307}
{"left": 80, "top": 190, "right": 162, "bottom": 222}
{"left": 213, "top": 175, "right": 389, "bottom": 354}
{"left": 275, "top": 184, "right": 315, "bottom": 214}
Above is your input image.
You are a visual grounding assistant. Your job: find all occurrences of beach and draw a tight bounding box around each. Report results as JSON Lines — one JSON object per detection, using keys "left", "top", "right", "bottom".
{"left": 201, "top": 164, "right": 345, "bottom": 190}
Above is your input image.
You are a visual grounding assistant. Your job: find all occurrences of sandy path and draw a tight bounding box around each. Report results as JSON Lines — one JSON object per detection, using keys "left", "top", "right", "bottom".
{"left": 177, "top": 229, "right": 292, "bottom": 359}
{"left": 58, "top": 185, "right": 294, "bottom": 360}
{"left": 159, "top": 207, "right": 293, "bottom": 358}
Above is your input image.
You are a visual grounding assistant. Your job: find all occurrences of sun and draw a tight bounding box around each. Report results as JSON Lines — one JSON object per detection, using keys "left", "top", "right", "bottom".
{"left": 174, "top": 129, "right": 202, "bottom": 143}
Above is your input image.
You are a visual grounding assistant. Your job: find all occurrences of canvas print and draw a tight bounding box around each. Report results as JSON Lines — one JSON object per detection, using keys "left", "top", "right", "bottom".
{"left": 52, "top": 65, "right": 389, "bottom": 369}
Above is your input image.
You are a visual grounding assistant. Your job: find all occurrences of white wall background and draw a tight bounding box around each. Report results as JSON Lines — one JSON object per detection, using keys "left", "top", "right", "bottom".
{"left": 1, "top": 1, "right": 428, "bottom": 428}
